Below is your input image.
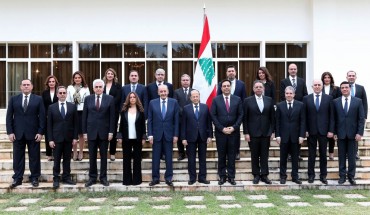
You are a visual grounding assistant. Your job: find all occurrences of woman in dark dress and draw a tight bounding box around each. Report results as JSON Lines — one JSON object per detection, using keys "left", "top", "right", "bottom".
{"left": 251, "top": 66, "right": 276, "bottom": 103}
{"left": 118, "top": 92, "right": 146, "bottom": 185}
{"left": 103, "top": 68, "right": 122, "bottom": 161}
{"left": 41, "top": 75, "right": 59, "bottom": 161}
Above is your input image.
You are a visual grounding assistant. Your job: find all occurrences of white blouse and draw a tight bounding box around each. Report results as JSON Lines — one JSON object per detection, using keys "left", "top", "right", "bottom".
{"left": 66, "top": 85, "right": 90, "bottom": 111}
{"left": 128, "top": 112, "right": 137, "bottom": 139}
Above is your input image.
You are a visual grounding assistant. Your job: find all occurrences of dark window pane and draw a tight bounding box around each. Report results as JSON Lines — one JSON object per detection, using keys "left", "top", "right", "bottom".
{"left": 101, "top": 62, "right": 122, "bottom": 85}
{"left": 53, "top": 61, "right": 72, "bottom": 87}
{"left": 287, "top": 43, "right": 307, "bottom": 58}
{"left": 217, "top": 43, "right": 238, "bottom": 58}
{"left": 239, "top": 43, "right": 260, "bottom": 58}
{"left": 124, "top": 62, "right": 146, "bottom": 85}
{"left": 79, "top": 61, "right": 100, "bottom": 92}
{"left": 266, "top": 43, "right": 285, "bottom": 58}
{"left": 31, "top": 62, "right": 52, "bottom": 95}
{"left": 124, "top": 43, "right": 145, "bottom": 58}
{"left": 53, "top": 43, "right": 72, "bottom": 58}
{"left": 172, "top": 43, "right": 193, "bottom": 58}
{"left": 31, "top": 44, "right": 51, "bottom": 58}
{"left": 8, "top": 44, "right": 29, "bottom": 58}
{"left": 172, "top": 61, "right": 193, "bottom": 90}
{"left": 266, "top": 62, "right": 285, "bottom": 103}
{"left": 146, "top": 43, "right": 167, "bottom": 58}
{"left": 8, "top": 62, "right": 28, "bottom": 97}
{"left": 146, "top": 61, "right": 168, "bottom": 85}
{"left": 0, "top": 61, "right": 5, "bottom": 108}
{"left": 239, "top": 61, "right": 260, "bottom": 97}
{"left": 287, "top": 62, "right": 306, "bottom": 79}
{"left": 0, "top": 44, "right": 5, "bottom": 58}
{"left": 194, "top": 43, "right": 216, "bottom": 58}
{"left": 102, "top": 44, "right": 122, "bottom": 58}
{"left": 79, "top": 43, "right": 100, "bottom": 58}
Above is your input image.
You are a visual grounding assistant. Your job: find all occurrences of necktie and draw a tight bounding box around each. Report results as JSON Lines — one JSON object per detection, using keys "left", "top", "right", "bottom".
{"left": 351, "top": 85, "right": 355, "bottom": 96}
{"left": 195, "top": 105, "right": 199, "bottom": 120}
{"left": 288, "top": 102, "right": 292, "bottom": 116}
{"left": 257, "top": 97, "right": 264, "bottom": 112}
{"left": 315, "top": 94, "right": 320, "bottom": 111}
{"left": 344, "top": 98, "right": 348, "bottom": 115}
{"left": 292, "top": 78, "right": 297, "bottom": 89}
{"left": 162, "top": 100, "right": 166, "bottom": 119}
{"left": 96, "top": 95, "right": 100, "bottom": 110}
{"left": 132, "top": 85, "right": 136, "bottom": 92}
{"left": 23, "top": 95, "right": 28, "bottom": 112}
{"left": 225, "top": 97, "right": 230, "bottom": 113}
{"left": 61, "top": 103, "right": 65, "bottom": 119}
{"left": 184, "top": 88, "right": 188, "bottom": 101}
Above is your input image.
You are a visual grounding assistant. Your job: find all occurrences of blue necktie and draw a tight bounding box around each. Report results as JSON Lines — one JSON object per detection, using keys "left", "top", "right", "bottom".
{"left": 195, "top": 105, "right": 199, "bottom": 120}
{"left": 315, "top": 94, "right": 320, "bottom": 111}
{"left": 162, "top": 100, "right": 166, "bottom": 119}
{"left": 61, "top": 103, "right": 65, "bottom": 119}
{"left": 344, "top": 98, "right": 348, "bottom": 115}
{"left": 132, "top": 85, "right": 136, "bottom": 92}
{"left": 351, "top": 85, "right": 355, "bottom": 96}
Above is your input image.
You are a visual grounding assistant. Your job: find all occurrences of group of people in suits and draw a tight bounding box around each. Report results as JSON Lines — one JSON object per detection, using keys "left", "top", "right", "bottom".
{"left": 5, "top": 63, "right": 367, "bottom": 188}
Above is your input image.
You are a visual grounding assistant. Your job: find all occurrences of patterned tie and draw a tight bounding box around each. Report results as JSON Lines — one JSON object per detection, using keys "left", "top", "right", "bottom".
{"left": 184, "top": 88, "right": 188, "bottom": 101}
{"left": 23, "top": 95, "right": 28, "bottom": 112}
{"left": 351, "top": 85, "right": 355, "bottom": 97}
{"left": 61, "top": 103, "right": 66, "bottom": 119}
{"left": 96, "top": 95, "right": 100, "bottom": 110}
{"left": 132, "top": 85, "right": 136, "bottom": 92}
{"left": 195, "top": 105, "right": 199, "bottom": 120}
{"left": 344, "top": 98, "right": 348, "bottom": 115}
{"left": 225, "top": 97, "right": 230, "bottom": 113}
{"left": 315, "top": 94, "right": 320, "bottom": 111}
{"left": 292, "top": 78, "right": 297, "bottom": 90}
{"left": 162, "top": 100, "right": 166, "bottom": 119}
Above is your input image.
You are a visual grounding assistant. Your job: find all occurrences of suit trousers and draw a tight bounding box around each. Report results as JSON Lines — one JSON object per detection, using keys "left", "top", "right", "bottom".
{"left": 280, "top": 140, "right": 300, "bottom": 180}
{"left": 249, "top": 137, "right": 270, "bottom": 176}
{"left": 337, "top": 138, "right": 356, "bottom": 179}
{"left": 328, "top": 137, "right": 335, "bottom": 153}
{"left": 235, "top": 132, "right": 241, "bottom": 154}
{"left": 109, "top": 112, "right": 120, "bottom": 155}
{"left": 186, "top": 133, "right": 207, "bottom": 182}
{"left": 12, "top": 136, "right": 41, "bottom": 182}
{"left": 44, "top": 120, "right": 53, "bottom": 156}
{"left": 177, "top": 122, "right": 186, "bottom": 155}
{"left": 88, "top": 135, "right": 108, "bottom": 181}
{"left": 53, "top": 141, "right": 73, "bottom": 181}
{"left": 122, "top": 139, "right": 142, "bottom": 185}
{"left": 152, "top": 135, "right": 173, "bottom": 181}
{"left": 215, "top": 132, "right": 236, "bottom": 179}
{"left": 307, "top": 135, "right": 328, "bottom": 178}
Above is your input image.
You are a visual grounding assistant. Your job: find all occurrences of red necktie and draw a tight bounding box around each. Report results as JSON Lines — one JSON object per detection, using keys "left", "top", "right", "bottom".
{"left": 96, "top": 95, "right": 100, "bottom": 110}
{"left": 225, "top": 96, "right": 230, "bottom": 113}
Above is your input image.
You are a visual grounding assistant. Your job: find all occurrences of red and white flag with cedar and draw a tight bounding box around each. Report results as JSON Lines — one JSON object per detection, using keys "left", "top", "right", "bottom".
{"left": 192, "top": 15, "right": 217, "bottom": 108}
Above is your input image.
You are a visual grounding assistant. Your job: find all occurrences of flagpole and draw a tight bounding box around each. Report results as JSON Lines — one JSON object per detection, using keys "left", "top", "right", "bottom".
{"left": 203, "top": 3, "right": 206, "bottom": 23}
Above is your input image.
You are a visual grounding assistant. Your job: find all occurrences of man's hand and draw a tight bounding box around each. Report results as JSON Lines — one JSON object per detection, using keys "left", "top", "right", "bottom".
{"left": 334, "top": 135, "right": 338, "bottom": 141}
{"left": 83, "top": 134, "right": 87, "bottom": 142}
{"left": 108, "top": 133, "right": 113, "bottom": 141}
{"left": 149, "top": 136, "right": 153, "bottom": 145}
{"left": 355, "top": 134, "right": 362, "bottom": 141}
{"left": 244, "top": 134, "right": 250, "bottom": 142}
{"left": 299, "top": 137, "right": 304, "bottom": 144}
{"left": 35, "top": 134, "right": 43, "bottom": 142}
{"left": 327, "top": 132, "right": 334, "bottom": 138}
{"left": 182, "top": 140, "right": 188, "bottom": 146}
{"left": 72, "top": 139, "right": 78, "bottom": 146}
{"left": 276, "top": 137, "right": 281, "bottom": 145}
{"left": 8, "top": 133, "right": 16, "bottom": 142}
{"left": 117, "top": 139, "right": 122, "bottom": 145}
{"left": 141, "top": 139, "right": 146, "bottom": 146}
{"left": 305, "top": 132, "right": 309, "bottom": 138}
{"left": 49, "top": 141, "right": 55, "bottom": 149}
{"left": 207, "top": 138, "right": 212, "bottom": 144}
{"left": 173, "top": 136, "right": 178, "bottom": 144}
{"left": 270, "top": 133, "right": 275, "bottom": 140}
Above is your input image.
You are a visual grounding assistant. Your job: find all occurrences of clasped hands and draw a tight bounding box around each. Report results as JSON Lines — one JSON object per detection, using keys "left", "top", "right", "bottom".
{"left": 222, "top": 127, "right": 235, "bottom": 135}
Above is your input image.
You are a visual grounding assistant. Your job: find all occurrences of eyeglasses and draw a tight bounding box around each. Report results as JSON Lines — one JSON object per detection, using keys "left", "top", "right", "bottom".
{"left": 94, "top": 86, "right": 103, "bottom": 88}
{"left": 58, "top": 92, "right": 66, "bottom": 94}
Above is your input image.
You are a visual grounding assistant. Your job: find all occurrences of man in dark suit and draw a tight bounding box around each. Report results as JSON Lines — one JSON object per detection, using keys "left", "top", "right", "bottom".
{"left": 333, "top": 81, "right": 365, "bottom": 185}
{"left": 147, "top": 84, "right": 179, "bottom": 186}
{"left": 147, "top": 68, "right": 174, "bottom": 101}
{"left": 82, "top": 79, "right": 115, "bottom": 187}
{"left": 276, "top": 86, "right": 306, "bottom": 184}
{"left": 303, "top": 79, "right": 334, "bottom": 184}
{"left": 211, "top": 79, "right": 243, "bottom": 186}
{"left": 243, "top": 80, "right": 275, "bottom": 184}
{"left": 122, "top": 70, "right": 148, "bottom": 117}
{"left": 346, "top": 71, "right": 367, "bottom": 160}
{"left": 174, "top": 74, "right": 192, "bottom": 160}
{"left": 182, "top": 89, "right": 213, "bottom": 185}
{"left": 6, "top": 79, "right": 45, "bottom": 188}
{"left": 280, "top": 63, "right": 308, "bottom": 102}
{"left": 47, "top": 86, "right": 78, "bottom": 189}
{"left": 217, "top": 65, "right": 247, "bottom": 160}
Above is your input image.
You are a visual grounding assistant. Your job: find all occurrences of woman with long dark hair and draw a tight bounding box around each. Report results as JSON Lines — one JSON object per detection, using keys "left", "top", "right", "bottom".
{"left": 252, "top": 67, "right": 276, "bottom": 103}
{"left": 117, "top": 92, "right": 146, "bottom": 185}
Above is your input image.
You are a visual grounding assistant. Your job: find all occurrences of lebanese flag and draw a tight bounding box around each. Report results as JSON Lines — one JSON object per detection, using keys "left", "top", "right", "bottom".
{"left": 192, "top": 15, "right": 217, "bottom": 109}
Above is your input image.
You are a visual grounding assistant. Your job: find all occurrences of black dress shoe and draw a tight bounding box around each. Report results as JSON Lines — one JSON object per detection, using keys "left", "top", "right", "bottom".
{"left": 292, "top": 179, "right": 302, "bottom": 184}
{"left": 100, "top": 179, "right": 110, "bottom": 186}
{"left": 165, "top": 180, "right": 173, "bottom": 186}
{"left": 62, "top": 179, "right": 76, "bottom": 185}
{"left": 188, "top": 180, "right": 195, "bottom": 185}
{"left": 349, "top": 178, "right": 356, "bottom": 185}
{"left": 85, "top": 179, "right": 96, "bottom": 187}
{"left": 308, "top": 177, "right": 315, "bottom": 183}
{"left": 320, "top": 177, "right": 328, "bottom": 185}
{"left": 228, "top": 178, "right": 236, "bottom": 185}
{"left": 10, "top": 180, "right": 22, "bottom": 188}
{"left": 218, "top": 177, "right": 226, "bottom": 185}
{"left": 235, "top": 153, "right": 240, "bottom": 160}
{"left": 338, "top": 178, "right": 346, "bottom": 185}
{"left": 280, "top": 178, "right": 286, "bottom": 184}
{"left": 253, "top": 176, "right": 260, "bottom": 184}
{"left": 31, "top": 179, "right": 39, "bottom": 187}
{"left": 261, "top": 176, "right": 272, "bottom": 184}
{"left": 53, "top": 180, "right": 60, "bottom": 189}
{"left": 149, "top": 180, "right": 160, "bottom": 186}
{"left": 198, "top": 180, "right": 210, "bottom": 184}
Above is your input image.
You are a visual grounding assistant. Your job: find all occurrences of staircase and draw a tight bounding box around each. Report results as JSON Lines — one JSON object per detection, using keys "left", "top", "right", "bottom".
{"left": 0, "top": 122, "right": 370, "bottom": 193}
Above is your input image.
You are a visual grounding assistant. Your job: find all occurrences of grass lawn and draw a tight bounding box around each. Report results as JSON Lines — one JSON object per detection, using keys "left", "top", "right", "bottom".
{"left": 0, "top": 189, "right": 369, "bottom": 214}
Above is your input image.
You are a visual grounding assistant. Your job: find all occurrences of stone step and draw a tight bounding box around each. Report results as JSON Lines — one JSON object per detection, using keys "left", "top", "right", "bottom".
{"left": 1, "top": 167, "right": 370, "bottom": 183}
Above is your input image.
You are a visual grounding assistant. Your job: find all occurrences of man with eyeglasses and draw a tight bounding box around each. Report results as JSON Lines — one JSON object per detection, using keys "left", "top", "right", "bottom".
{"left": 47, "top": 86, "right": 78, "bottom": 189}
{"left": 82, "top": 79, "right": 115, "bottom": 187}
{"left": 6, "top": 79, "right": 46, "bottom": 188}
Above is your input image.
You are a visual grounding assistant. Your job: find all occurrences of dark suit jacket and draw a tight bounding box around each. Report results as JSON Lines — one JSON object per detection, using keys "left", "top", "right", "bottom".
{"left": 280, "top": 77, "right": 308, "bottom": 101}
{"left": 173, "top": 87, "right": 192, "bottom": 116}
{"left": 303, "top": 94, "right": 334, "bottom": 136}
{"left": 47, "top": 102, "right": 78, "bottom": 142}
{"left": 181, "top": 103, "right": 213, "bottom": 142}
{"left": 118, "top": 110, "right": 146, "bottom": 142}
{"left": 322, "top": 85, "right": 341, "bottom": 99}
{"left": 147, "top": 82, "right": 174, "bottom": 102}
{"left": 275, "top": 100, "right": 306, "bottom": 143}
{"left": 251, "top": 80, "right": 276, "bottom": 103}
{"left": 104, "top": 82, "right": 122, "bottom": 113}
{"left": 217, "top": 79, "right": 247, "bottom": 101}
{"left": 243, "top": 95, "right": 275, "bottom": 137}
{"left": 42, "top": 89, "right": 58, "bottom": 114}
{"left": 122, "top": 83, "right": 148, "bottom": 117}
{"left": 210, "top": 94, "right": 243, "bottom": 135}
{"left": 82, "top": 94, "right": 115, "bottom": 140}
{"left": 354, "top": 84, "right": 368, "bottom": 119}
{"left": 333, "top": 97, "right": 365, "bottom": 139}
{"left": 147, "top": 98, "right": 179, "bottom": 142}
{"left": 6, "top": 94, "right": 46, "bottom": 140}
